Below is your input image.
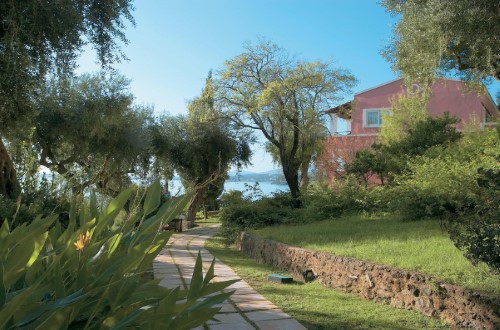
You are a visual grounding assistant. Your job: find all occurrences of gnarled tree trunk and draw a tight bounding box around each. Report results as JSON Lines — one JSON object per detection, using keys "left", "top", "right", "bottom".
{"left": 282, "top": 159, "right": 301, "bottom": 208}
{"left": 186, "top": 186, "right": 205, "bottom": 228}
{"left": 300, "top": 155, "right": 311, "bottom": 193}
{"left": 0, "top": 136, "right": 20, "bottom": 199}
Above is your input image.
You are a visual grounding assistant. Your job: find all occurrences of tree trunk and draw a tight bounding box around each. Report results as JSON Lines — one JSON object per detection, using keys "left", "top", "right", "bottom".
{"left": 186, "top": 187, "right": 204, "bottom": 227}
{"left": 202, "top": 201, "right": 208, "bottom": 220}
{"left": 0, "top": 136, "right": 20, "bottom": 199}
{"left": 282, "top": 160, "right": 301, "bottom": 208}
{"left": 300, "top": 156, "right": 311, "bottom": 193}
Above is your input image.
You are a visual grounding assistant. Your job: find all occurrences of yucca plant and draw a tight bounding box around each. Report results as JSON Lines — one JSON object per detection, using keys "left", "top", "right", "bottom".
{"left": 0, "top": 181, "right": 236, "bottom": 329}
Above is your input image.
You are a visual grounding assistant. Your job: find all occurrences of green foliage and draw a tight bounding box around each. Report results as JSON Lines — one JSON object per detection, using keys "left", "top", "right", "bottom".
{"left": 299, "top": 177, "right": 391, "bottom": 219}
{"left": 390, "top": 128, "right": 498, "bottom": 219}
{"left": 348, "top": 114, "right": 462, "bottom": 184}
{"left": 347, "top": 149, "right": 399, "bottom": 186}
{"left": 382, "top": 0, "right": 499, "bottom": 83}
{"left": 154, "top": 74, "right": 251, "bottom": 186}
{"left": 0, "top": 0, "right": 134, "bottom": 133}
{"left": 32, "top": 73, "right": 153, "bottom": 195}
{"left": 0, "top": 0, "right": 135, "bottom": 200}
{"left": 391, "top": 113, "right": 462, "bottom": 154}
{"left": 0, "top": 175, "right": 70, "bottom": 229}
{"left": 445, "top": 154, "right": 500, "bottom": 273}
{"left": 252, "top": 213, "right": 500, "bottom": 295}
{"left": 0, "top": 182, "right": 235, "bottom": 328}
{"left": 0, "top": 136, "right": 72, "bottom": 228}
{"left": 379, "top": 94, "right": 429, "bottom": 145}
{"left": 153, "top": 74, "right": 251, "bottom": 224}
{"left": 216, "top": 39, "right": 357, "bottom": 204}
{"left": 219, "top": 188, "right": 293, "bottom": 243}
{"left": 379, "top": 0, "right": 499, "bottom": 271}
{"left": 218, "top": 178, "right": 393, "bottom": 244}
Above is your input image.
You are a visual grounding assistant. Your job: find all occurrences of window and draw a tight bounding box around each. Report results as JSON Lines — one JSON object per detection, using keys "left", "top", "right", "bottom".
{"left": 363, "top": 108, "right": 391, "bottom": 128}
{"left": 484, "top": 106, "right": 493, "bottom": 123}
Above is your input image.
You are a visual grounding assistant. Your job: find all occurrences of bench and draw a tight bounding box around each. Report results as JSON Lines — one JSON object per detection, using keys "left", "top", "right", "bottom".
{"left": 163, "top": 218, "right": 183, "bottom": 232}
{"left": 207, "top": 210, "right": 219, "bottom": 217}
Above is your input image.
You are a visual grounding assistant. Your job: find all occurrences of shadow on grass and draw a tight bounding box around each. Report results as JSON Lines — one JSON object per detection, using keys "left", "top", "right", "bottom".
{"left": 261, "top": 286, "right": 447, "bottom": 330}
{"left": 206, "top": 235, "right": 450, "bottom": 330}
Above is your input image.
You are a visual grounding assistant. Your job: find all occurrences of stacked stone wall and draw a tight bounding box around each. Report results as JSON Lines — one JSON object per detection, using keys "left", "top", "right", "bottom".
{"left": 237, "top": 232, "right": 500, "bottom": 329}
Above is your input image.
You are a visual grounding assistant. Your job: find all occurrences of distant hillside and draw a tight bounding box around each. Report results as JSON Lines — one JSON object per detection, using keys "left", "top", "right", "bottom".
{"left": 227, "top": 169, "right": 286, "bottom": 184}
{"left": 172, "top": 169, "right": 287, "bottom": 184}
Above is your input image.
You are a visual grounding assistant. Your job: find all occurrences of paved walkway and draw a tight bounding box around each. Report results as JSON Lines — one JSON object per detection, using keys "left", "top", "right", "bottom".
{"left": 153, "top": 225, "right": 307, "bottom": 330}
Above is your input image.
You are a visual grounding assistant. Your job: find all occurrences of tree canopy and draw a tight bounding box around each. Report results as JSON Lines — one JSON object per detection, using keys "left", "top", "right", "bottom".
{"left": 382, "top": 0, "right": 500, "bottom": 85}
{"left": 215, "top": 40, "right": 356, "bottom": 206}
{"left": 0, "top": 0, "right": 134, "bottom": 198}
{"left": 31, "top": 73, "right": 152, "bottom": 195}
{"left": 153, "top": 74, "right": 251, "bottom": 225}
{"left": 0, "top": 0, "right": 134, "bottom": 130}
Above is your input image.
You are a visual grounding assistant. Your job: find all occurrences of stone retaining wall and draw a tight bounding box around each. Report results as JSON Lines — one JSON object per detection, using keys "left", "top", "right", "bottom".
{"left": 237, "top": 232, "right": 500, "bottom": 329}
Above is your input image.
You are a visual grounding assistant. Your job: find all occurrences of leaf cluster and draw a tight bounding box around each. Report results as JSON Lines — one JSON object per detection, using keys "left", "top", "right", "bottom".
{"left": 382, "top": 0, "right": 500, "bottom": 84}
{"left": 348, "top": 113, "right": 462, "bottom": 184}
{"left": 152, "top": 74, "right": 252, "bottom": 202}
{"left": 6, "top": 73, "right": 155, "bottom": 197}
{"left": 0, "top": 182, "right": 235, "bottom": 328}
{"left": 216, "top": 39, "right": 357, "bottom": 200}
{"left": 0, "top": 0, "right": 135, "bottom": 132}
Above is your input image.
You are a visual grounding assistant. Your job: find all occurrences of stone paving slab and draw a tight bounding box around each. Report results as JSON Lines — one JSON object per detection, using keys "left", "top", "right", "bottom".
{"left": 255, "top": 318, "right": 306, "bottom": 330}
{"left": 154, "top": 225, "right": 307, "bottom": 330}
{"left": 209, "top": 323, "right": 255, "bottom": 330}
{"left": 236, "top": 301, "right": 280, "bottom": 312}
{"left": 245, "top": 309, "right": 290, "bottom": 322}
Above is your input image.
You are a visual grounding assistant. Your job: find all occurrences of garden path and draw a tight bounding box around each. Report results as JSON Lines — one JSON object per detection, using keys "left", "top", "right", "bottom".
{"left": 153, "top": 225, "right": 306, "bottom": 330}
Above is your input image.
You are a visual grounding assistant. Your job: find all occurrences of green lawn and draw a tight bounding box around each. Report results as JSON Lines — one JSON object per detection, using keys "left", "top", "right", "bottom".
{"left": 206, "top": 235, "right": 449, "bottom": 330}
{"left": 251, "top": 213, "right": 500, "bottom": 295}
{"left": 194, "top": 213, "right": 220, "bottom": 227}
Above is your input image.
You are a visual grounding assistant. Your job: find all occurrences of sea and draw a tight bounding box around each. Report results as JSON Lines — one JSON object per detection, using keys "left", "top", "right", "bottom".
{"left": 168, "top": 179, "right": 288, "bottom": 198}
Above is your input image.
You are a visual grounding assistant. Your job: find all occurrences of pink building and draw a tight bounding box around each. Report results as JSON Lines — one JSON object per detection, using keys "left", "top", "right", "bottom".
{"left": 317, "top": 78, "right": 499, "bottom": 181}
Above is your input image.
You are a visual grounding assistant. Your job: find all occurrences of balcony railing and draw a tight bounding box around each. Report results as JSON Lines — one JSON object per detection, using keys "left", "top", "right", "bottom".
{"left": 332, "top": 131, "right": 351, "bottom": 136}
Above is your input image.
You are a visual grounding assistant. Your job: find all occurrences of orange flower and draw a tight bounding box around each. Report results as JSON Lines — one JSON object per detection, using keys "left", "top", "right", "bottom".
{"left": 74, "top": 231, "right": 91, "bottom": 251}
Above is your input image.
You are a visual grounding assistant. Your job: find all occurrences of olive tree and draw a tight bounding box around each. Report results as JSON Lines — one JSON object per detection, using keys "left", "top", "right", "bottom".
{"left": 215, "top": 40, "right": 356, "bottom": 207}
{"left": 152, "top": 75, "right": 251, "bottom": 226}
{"left": 0, "top": 0, "right": 134, "bottom": 198}
{"left": 382, "top": 0, "right": 500, "bottom": 84}
{"left": 31, "top": 73, "right": 152, "bottom": 195}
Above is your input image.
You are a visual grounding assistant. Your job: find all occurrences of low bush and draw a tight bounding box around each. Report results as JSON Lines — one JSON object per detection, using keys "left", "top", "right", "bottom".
{"left": 219, "top": 189, "right": 293, "bottom": 243}
{"left": 0, "top": 181, "right": 235, "bottom": 328}
{"left": 446, "top": 168, "right": 500, "bottom": 273}
{"left": 219, "top": 179, "right": 393, "bottom": 243}
{"left": 0, "top": 174, "right": 71, "bottom": 229}
{"left": 389, "top": 128, "right": 499, "bottom": 220}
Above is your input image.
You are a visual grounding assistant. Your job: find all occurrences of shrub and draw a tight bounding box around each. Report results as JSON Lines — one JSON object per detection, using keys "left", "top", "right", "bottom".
{"left": 303, "top": 176, "right": 391, "bottom": 217}
{"left": 349, "top": 114, "right": 463, "bottom": 185}
{"left": 390, "top": 128, "right": 499, "bottom": 220}
{"left": 446, "top": 168, "right": 500, "bottom": 273}
{"left": 0, "top": 182, "right": 235, "bottom": 328}
{"left": 299, "top": 186, "right": 343, "bottom": 222}
{"left": 0, "top": 174, "right": 71, "bottom": 229}
{"left": 219, "top": 188, "right": 294, "bottom": 243}
{"left": 219, "top": 178, "right": 395, "bottom": 244}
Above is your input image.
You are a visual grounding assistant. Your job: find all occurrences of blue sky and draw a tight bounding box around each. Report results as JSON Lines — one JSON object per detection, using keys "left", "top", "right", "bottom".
{"left": 77, "top": 0, "right": 498, "bottom": 172}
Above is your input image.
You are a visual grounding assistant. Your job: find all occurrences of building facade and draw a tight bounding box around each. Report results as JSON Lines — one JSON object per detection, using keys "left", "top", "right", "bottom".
{"left": 317, "top": 78, "right": 499, "bottom": 182}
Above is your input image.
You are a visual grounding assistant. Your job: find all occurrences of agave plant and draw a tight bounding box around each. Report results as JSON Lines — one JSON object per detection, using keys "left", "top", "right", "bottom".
{"left": 0, "top": 181, "right": 235, "bottom": 329}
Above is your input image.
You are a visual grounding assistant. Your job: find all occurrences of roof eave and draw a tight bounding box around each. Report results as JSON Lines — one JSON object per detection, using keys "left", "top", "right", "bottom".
{"left": 326, "top": 101, "right": 352, "bottom": 119}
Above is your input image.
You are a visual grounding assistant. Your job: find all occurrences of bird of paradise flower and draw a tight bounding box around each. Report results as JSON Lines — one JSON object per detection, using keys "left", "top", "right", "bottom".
{"left": 74, "top": 231, "right": 91, "bottom": 251}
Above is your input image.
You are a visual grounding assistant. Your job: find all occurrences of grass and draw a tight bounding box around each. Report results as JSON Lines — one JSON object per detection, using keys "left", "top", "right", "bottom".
{"left": 194, "top": 214, "right": 220, "bottom": 227}
{"left": 206, "top": 235, "right": 449, "bottom": 330}
{"left": 251, "top": 213, "right": 500, "bottom": 295}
